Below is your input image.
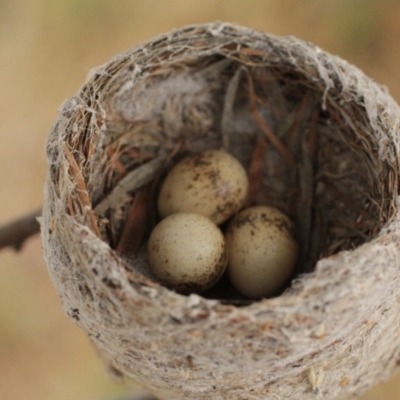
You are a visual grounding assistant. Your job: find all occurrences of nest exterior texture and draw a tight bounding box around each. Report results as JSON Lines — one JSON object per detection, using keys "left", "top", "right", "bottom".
{"left": 41, "top": 22, "right": 400, "bottom": 400}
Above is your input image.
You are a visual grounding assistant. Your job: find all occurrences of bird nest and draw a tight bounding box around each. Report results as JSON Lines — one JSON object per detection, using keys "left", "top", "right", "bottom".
{"left": 41, "top": 22, "right": 400, "bottom": 400}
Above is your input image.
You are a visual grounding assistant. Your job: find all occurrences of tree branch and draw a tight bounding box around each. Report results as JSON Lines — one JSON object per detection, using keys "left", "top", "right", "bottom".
{"left": 111, "top": 395, "right": 159, "bottom": 400}
{"left": 0, "top": 208, "right": 42, "bottom": 252}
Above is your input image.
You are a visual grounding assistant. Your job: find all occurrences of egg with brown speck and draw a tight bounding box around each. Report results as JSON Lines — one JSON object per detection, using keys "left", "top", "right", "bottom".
{"left": 225, "top": 206, "right": 298, "bottom": 299}
{"left": 158, "top": 150, "right": 249, "bottom": 225}
{"left": 147, "top": 212, "right": 227, "bottom": 293}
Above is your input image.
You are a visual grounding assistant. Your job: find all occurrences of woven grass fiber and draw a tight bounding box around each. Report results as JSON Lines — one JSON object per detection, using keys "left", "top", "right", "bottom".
{"left": 41, "top": 22, "right": 400, "bottom": 400}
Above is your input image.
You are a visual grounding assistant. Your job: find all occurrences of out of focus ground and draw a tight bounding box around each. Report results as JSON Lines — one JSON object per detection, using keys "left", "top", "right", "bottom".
{"left": 1, "top": 1, "right": 400, "bottom": 399}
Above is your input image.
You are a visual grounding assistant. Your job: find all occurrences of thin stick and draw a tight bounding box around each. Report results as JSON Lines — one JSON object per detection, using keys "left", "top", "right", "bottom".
{"left": 117, "top": 185, "right": 150, "bottom": 256}
{"left": 94, "top": 156, "right": 165, "bottom": 216}
{"left": 306, "top": 206, "right": 326, "bottom": 271}
{"left": 63, "top": 144, "right": 101, "bottom": 238}
{"left": 113, "top": 395, "right": 160, "bottom": 400}
{"left": 297, "top": 133, "right": 315, "bottom": 271}
{"left": 246, "top": 72, "right": 295, "bottom": 167}
{"left": 245, "top": 135, "right": 267, "bottom": 207}
{"left": 221, "top": 66, "right": 244, "bottom": 149}
{"left": 297, "top": 109, "right": 320, "bottom": 271}
{"left": 0, "top": 208, "right": 42, "bottom": 252}
{"left": 287, "top": 92, "right": 311, "bottom": 148}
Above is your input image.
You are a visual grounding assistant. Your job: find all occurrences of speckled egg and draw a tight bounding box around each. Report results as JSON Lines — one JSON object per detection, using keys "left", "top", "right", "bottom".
{"left": 158, "top": 150, "right": 249, "bottom": 225}
{"left": 225, "top": 206, "right": 298, "bottom": 299}
{"left": 147, "top": 212, "right": 227, "bottom": 293}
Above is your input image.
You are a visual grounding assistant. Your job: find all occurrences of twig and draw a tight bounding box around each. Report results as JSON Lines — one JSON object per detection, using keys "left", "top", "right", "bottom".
{"left": 221, "top": 66, "right": 244, "bottom": 149}
{"left": 0, "top": 208, "right": 42, "bottom": 252}
{"left": 107, "top": 395, "right": 159, "bottom": 400}
{"left": 63, "top": 144, "right": 101, "bottom": 238}
{"left": 287, "top": 92, "right": 311, "bottom": 148}
{"left": 296, "top": 111, "right": 319, "bottom": 272}
{"left": 112, "top": 393, "right": 158, "bottom": 400}
{"left": 246, "top": 72, "right": 295, "bottom": 167}
{"left": 94, "top": 155, "right": 166, "bottom": 216}
{"left": 117, "top": 185, "right": 150, "bottom": 256}
{"left": 297, "top": 132, "right": 315, "bottom": 272}
{"left": 306, "top": 205, "right": 326, "bottom": 272}
{"left": 245, "top": 135, "right": 267, "bottom": 207}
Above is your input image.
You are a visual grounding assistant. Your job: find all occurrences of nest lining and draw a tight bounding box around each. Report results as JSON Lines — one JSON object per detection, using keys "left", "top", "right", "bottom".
{"left": 42, "top": 22, "right": 400, "bottom": 400}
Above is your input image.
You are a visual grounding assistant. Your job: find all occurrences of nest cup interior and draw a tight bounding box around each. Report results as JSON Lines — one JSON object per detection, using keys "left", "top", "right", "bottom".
{"left": 81, "top": 51, "right": 395, "bottom": 305}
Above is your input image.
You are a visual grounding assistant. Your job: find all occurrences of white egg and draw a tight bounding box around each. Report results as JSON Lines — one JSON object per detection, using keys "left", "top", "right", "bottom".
{"left": 147, "top": 212, "right": 227, "bottom": 293}
{"left": 158, "top": 150, "right": 248, "bottom": 225}
{"left": 225, "top": 206, "right": 298, "bottom": 299}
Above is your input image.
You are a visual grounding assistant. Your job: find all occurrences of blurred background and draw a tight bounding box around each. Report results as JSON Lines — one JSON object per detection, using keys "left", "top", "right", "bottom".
{"left": 1, "top": 1, "right": 400, "bottom": 399}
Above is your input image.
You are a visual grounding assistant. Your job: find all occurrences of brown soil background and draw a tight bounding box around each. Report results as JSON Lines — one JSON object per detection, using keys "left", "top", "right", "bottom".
{"left": 1, "top": 1, "right": 400, "bottom": 399}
